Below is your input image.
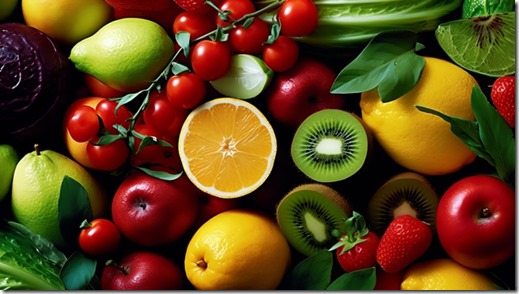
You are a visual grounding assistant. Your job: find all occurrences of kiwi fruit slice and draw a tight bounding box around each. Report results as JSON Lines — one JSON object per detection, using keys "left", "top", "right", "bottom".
{"left": 367, "top": 172, "right": 438, "bottom": 236}
{"left": 276, "top": 183, "right": 352, "bottom": 257}
{"left": 291, "top": 109, "right": 370, "bottom": 183}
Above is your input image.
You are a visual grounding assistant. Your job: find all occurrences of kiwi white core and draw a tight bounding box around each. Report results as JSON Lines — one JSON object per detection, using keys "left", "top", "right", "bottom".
{"left": 304, "top": 213, "right": 327, "bottom": 242}
{"left": 316, "top": 138, "right": 343, "bottom": 155}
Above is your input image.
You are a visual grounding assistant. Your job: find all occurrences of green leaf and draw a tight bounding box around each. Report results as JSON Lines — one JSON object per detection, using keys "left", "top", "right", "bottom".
{"left": 134, "top": 165, "right": 183, "bottom": 181}
{"left": 171, "top": 62, "right": 190, "bottom": 75}
{"left": 175, "top": 31, "right": 191, "bottom": 57}
{"left": 265, "top": 21, "right": 281, "bottom": 45}
{"left": 285, "top": 250, "right": 333, "bottom": 290}
{"left": 60, "top": 251, "right": 97, "bottom": 290}
{"left": 58, "top": 176, "right": 93, "bottom": 247}
{"left": 92, "top": 134, "right": 125, "bottom": 146}
{"left": 326, "top": 267, "right": 376, "bottom": 290}
{"left": 330, "top": 30, "right": 425, "bottom": 102}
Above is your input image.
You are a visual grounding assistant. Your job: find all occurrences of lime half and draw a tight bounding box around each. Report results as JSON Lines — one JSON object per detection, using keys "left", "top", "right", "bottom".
{"left": 435, "top": 12, "right": 515, "bottom": 77}
{"left": 210, "top": 54, "right": 273, "bottom": 99}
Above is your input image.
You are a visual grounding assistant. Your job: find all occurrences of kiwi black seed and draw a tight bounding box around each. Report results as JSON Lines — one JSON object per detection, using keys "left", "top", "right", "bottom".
{"left": 290, "top": 109, "right": 370, "bottom": 183}
{"left": 367, "top": 172, "right": 439, "bottom": 236}
{"left": 275, "top": 183, "right": 352, "bottom": 257}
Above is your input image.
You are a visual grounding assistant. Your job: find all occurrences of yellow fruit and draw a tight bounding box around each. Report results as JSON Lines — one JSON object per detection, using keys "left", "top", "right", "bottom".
{"left": 11, "top": 145, "right": 107, "bottom": 248}
{"left": 0, "top": 144, "right": 19, "bottom": 202}
{"left": 401, "top": 258, "right": 499, "bottom": 290}
{"left": 359, "top": 56, "right": 478, "bottom": 175}
{"left": 21, "top": 0, "right": 111, "bottom": 45}
{"left": 184, "top": 209, "right": 291, "bottom": 290}
{"left": 69, "top": 18, "right": 174, "bottom": 92}
{"left": 178, "top": 98, "right": 277, "bottom": 199}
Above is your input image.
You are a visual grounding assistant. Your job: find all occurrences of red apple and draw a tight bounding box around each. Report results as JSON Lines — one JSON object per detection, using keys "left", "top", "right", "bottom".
{"left": 108, "top": 0, "right": 183, "bottom": 30}
{"left": 101, "top": 251, "right": 184, "bottom": 290}
{"left": 436, "top": 174, "right": 515, "bottom": 269}
{"left": 194, "top": 194, "right": 240, "bottom": 228}
{"left": 111, "top": 171, "right": 200, "bottom": 246}
{"left": 265, "top": 58, "right": 346, "bottom": 128}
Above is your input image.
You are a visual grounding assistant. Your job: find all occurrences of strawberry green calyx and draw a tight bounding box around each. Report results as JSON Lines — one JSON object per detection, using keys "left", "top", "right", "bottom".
{"left": 329, "top": 211, "right": 370, "bottom": 255}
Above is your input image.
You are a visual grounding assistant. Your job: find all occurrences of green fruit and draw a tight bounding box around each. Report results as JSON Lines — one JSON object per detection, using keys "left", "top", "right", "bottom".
{"left": 461, "top": 0, "right": 515, "bottom": 18}
{"left": 0, "top": 144, "right": 19, "bottom": 202}
{"left": 11, "top": 144, "right": 107, "bottom": 248}
{"left": 0, "top": 0, "right": 18, "bottom": 21}
{"left": 69, "top": 17, "right": 174, "bottom": 92}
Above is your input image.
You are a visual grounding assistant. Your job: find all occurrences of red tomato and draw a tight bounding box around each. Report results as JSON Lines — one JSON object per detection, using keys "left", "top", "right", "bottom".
{"left": 79, "top": 218, "right": 121, "bottom": 257}
{"left": 142, "top": 90, "right": 189, "bottom": 138}
{"left": 95, "top": 100, "right": 133, "bottom": 134}
{"left": 84, "top": 74, "right": 127, "bottom": 98}
{"left": 166, "top": 72, "right": 206, "bottom": 110}
{"left": 216, "top": 0, "right": 255, "bottom": 27}
{"left": 277, "top": 0, "right": 318, "bottom": 37}
{"left": 262, "top": 35, "right": 299, "bottom": 72}
{"left": 228, "top": 17, "right": 270, "bottom": 54}
{"left": 173, "top": 11, "right": 216, "bottom": 40}
{"left": 190, "top": 40, "right": 232, "bottom": 81}
{"left": 87, "top": 138, "right": 130, "bottom": 171}
{"left": 67, "top": 105, "right": 100, "bottom": 143}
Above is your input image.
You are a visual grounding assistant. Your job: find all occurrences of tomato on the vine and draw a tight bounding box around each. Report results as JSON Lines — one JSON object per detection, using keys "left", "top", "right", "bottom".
{"left": 166, "top": 72, "right": 206, "bottom": 110}
{"left": 190, "top": 40, "right": 232, "bottom": 81}
{"left": 173, "top": 11, "right": 216, "bottom": 41}
{"left": 229, "top": 17, "right": 270, "bottom": 55}
{"left": 87, "top": 138, "right": 129, "bottom": 171}
{"left": 67, "top": 105, "right": 100, "bottom": 143}
{"left": 142, "top": 90, "right": 189, "bottom": 138}
{"left": 95, "top": 100, "right": 133, "bottom": 134}
{"left": 79, "top": 218, "right": 121, "bottom": 257}
{"left": 277, "top": 0, "right": 319, "bottom": 37}
{"left": 84, "top": 74, "right": 126, "bottom": 98}
{"left": 262, "top": 35, "right": 299, "bottom": 72}
{"left": 216, "top": 0, "right": 255, "bottom": 27}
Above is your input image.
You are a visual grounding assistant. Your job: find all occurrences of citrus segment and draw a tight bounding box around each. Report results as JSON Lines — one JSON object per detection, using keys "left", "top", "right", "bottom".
{"left": 178, "top": 98, "right": 277, "bottom": 198}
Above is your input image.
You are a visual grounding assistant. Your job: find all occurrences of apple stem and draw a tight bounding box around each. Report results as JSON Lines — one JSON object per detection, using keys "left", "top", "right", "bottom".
{"left": 196, "top": 259, "right": 208, "bottom": 270}
{"left": 34, "top": 143, "right": 41, "bottom": 155}
{"left": 106, "top": 260, "right": 130, "bottom": 275}
{"left": 481, "top": 207, "right": 491, "bottom": 218}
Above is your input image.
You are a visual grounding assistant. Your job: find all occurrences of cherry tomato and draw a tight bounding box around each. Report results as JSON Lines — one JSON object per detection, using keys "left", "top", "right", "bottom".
{"left": 262, "top": 35, "right": 299, "bottom": 72}
{"left": 277, "top": 0, "right": 318, "bottom": 37}
{"left": 166, "top": 72, "right": 206, "bottom": 110}
{"left": 79, "top": 218, "right": 121, "bottom": 257}
{"left": 84, "top": 74, "right": 127, "bottom": 98}
{"left": 87, "top": 138, "right": 129, "bottom": 171}
{"left": 173, "top": 11, "right": 216, "bottom": 40}
{"left": 229, "top": 17, "right": 270, "bottom": 54}
{"left": 216, "top": 0, "right": 255, "bottom": 27}
{"left": 95, "top": 100, "right": 133, "bottom": 134}
{"left": 142, "top": 90, "right": 189, "bottom": 138}
{"left": 190, "top": 40, "right": 232, "bottom": 81}
{"left": 67, "top": 105, "right": 100, "bottom": 143}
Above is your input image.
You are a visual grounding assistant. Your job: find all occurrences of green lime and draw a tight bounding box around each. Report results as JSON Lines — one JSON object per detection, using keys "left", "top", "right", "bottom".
{"left": 210, "top": 54, "right": 273, "bottom": 99}
{"left": 461, "top": 0, "right": 515, "bottom": 18}
{"left": 0, "top": 144, "right": 18, "bottom": 202}
{"left": 435, "top": 12, "right": 515, "bottom": 77}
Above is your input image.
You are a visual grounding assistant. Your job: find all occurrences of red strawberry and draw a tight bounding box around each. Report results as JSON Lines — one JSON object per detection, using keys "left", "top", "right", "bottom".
{"left": 173, "top": 0, "right": 221, "bottom": 14}
{"left": 490, "top": 75, "right": 515, "bottom": 128}
{"left": 376, "top": 215, "right": 432, "bottom": 273}
{"left": 329, "top": 211, "right": 380, "bottom": 273}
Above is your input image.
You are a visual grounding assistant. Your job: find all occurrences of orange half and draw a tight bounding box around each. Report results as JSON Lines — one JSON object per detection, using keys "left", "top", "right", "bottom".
{"left": 178, "top": 97, "right": 277, "bottom": 199}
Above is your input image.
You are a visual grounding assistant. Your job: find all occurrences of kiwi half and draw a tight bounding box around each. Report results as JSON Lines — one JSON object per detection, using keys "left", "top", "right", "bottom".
{"left": 276, "top": 183, "right": 352, "bottom": 257}
{"left": 367, "top": 172, "right": 438, "bottom": 236}
{"left": 291, "top": 109, "right": 370, "bottom": 183}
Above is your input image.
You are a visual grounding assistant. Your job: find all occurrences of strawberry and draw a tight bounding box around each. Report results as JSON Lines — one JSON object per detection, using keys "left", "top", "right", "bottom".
{"left": 490, "top": 75, "right": 515, "bottom": 128}
{"left": 173, "top": 0, "right": 220, "bottom": 14}
{"left": 375, "top": 215, "right": 432, "bottom": 273}
{"left": 329, "top": 211, "right": 380, "bottom": 273}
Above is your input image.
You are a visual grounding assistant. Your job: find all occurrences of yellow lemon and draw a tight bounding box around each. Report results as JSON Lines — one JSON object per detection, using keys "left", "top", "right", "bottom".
{"left": 21, "top": 0, "right": 112, "bottom": 45}
{"left": 360, "top": 56, "right": 478, "bottom": 175}
{"left": 401, "top": 258, "right": 499, "bottom": 290}
{"left": 184, "top": 209, "right": 291, "bottom": 290}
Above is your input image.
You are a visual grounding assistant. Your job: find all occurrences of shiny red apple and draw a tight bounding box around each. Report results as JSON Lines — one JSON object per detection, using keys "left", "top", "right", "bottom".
{"left": 436, "top": 174, "right": 515, "bottom": 269}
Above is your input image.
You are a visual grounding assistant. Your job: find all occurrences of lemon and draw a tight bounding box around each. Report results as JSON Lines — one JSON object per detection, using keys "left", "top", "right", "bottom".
{"left": 21, "top": 0, "right": 111, "bottom": 45}
{"left": 359, "top": 56, "right": 478, "bottom": 175}
{"left": 70, "top": 18, "right": 174, "bottom": 92}
{"left": 0, "top": 144, "right": 19, "bottom": 202}
{"left": 11, "top": 145, "right": 107, "bottom": 248}
{"left": 184, "top": 209, "right": 291, "bottom": 290}
{"left": 401, "top": 258, "right": 499, "bottom": 290}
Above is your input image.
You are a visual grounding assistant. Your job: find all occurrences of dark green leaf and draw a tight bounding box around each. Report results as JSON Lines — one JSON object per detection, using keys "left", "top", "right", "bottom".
{"left": 285, "top": 250, "right": 333, "bottom": 290}
{"left": 265, "top": 21, "right": 281, "bottom": 45}
{"left": 171, "top": 62, "right": 190, "bottom": 75}
{"left": 326, "top": 267, "right": 376, "bottom": 290}
{"left": 116, "top": 91, "right": 142, "bottom": 110}
{"left": 112, "top": 124, "right": 128, "bottom": 137}
{"left": 135, "top": 166, "right": 183, "bottom": 181}
{"left": 175, "top": 31, "right": 191, "bottom": 57}
{"left": 60, "top": 251, "right": 97, "bottom": 290}
{"left": 92, "top": 134, "right": 125, "bottom": 146}
{"left": 378, "top": 52, "right": 425, "bottom": 102}
{"left": 242, "top": 16, "right": 254, "bottom": 28}
{"left": 58, "top": 176, "right": 92, "bottom": 247}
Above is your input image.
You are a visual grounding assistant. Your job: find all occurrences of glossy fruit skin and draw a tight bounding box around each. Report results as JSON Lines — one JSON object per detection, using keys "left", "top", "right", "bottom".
{"left": 228, "top": 17, "right": 270, "bottom": 55}
{"left": 173, "top": 11, "right": 216, "bottom": 40}
{"left": 216, "top": 0, "right": 255, "bottom": 27}
{"left": 79, "top": 218, "right": 121, "bottom": 257}
{"left": 174, "top": 0, "right": 221, "bottom": 15}
{"left": 111, "top": 171, "right": 200, "bottom": 246}
{"left": 277, "top": 0, "right": 318, "bottom": 37}
{"left": 190, "top": 40, "right": 232, "bottom": 81}
{"left": 142, "top": 90, "right": 189, "bottom": 138}
{"left": 67, "top": 105, "right": 100, "bottom": 143}
{"left": 166, "top": 72, "right": 206, "bottom": 110}
{"left": 86, "top": 138, "right": 130, "bottom": 172}
{"left": 262, "top": 35, "right": 299, "bottom": 72}
{"left": 436, "top": 174, "right": 515, "bottom": 269}
{"left": 84, "top": 74, "right": 127, "bottom": 98}
{"left": 101, "top": 251, "right": 184, "bottom": 290}
{"left": 336, "top": 231, "right": 380, "bottom": 273}
{"left": 376, "top": 215, "right": 433, "bottom": 273}
{"left": 95, "top": 99, "right": 133, "bottom": 134}
{"left": 490, "top": 75, "right": 515, "bottom": 128}
{"left": 130, "top": 123, "right": 181, "bottom": 171}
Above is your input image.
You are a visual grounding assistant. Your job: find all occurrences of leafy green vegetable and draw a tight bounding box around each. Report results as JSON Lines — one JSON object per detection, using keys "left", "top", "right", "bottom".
{"left": 326, "top": 267, "right": 376, "bottom": 290}
{"left": 0, "top": 221, "right": 66, "bottom": 290}
{"left": 331, "top": 30, "right": 425, "bottom": 102}
{"left": 461, "top": 0, "right": 515, "bottom": 18}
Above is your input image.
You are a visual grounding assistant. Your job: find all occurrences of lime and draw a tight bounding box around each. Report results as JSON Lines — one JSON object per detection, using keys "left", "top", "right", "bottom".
{"left": 435, "top": 12, "right": 515, "bottom": 77}
{"left": 0, "top": 144, "right": 19, "bottom": 202}
{"left": 0, "top": 0, "right": 18, "bottom": 21}
{"left": 210, "top": 54, "right": 273, "bottom": 99}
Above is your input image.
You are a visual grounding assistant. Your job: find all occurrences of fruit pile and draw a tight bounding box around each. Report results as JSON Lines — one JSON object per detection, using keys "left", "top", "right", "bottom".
{"left": 0, "top": 0, "right": 515, "bottom": 290}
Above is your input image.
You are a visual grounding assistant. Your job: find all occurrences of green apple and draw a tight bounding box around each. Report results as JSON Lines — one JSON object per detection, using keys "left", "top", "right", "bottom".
{"left": 0, "top": 144, "right": 19, "bottom": 202}
{"left": 0, "top": 0, "right": 18, "bottom": 21}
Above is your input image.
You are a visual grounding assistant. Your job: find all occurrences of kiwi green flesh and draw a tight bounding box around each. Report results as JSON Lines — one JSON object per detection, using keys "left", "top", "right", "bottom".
{"left": 276, "top": 188, "right": 350, "bottom": 257}
{"left": 367, "top": 177, "right": 438, "bottom": 236}
{"left": 291, "top": 109, "right": 369, "bottom": 183}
